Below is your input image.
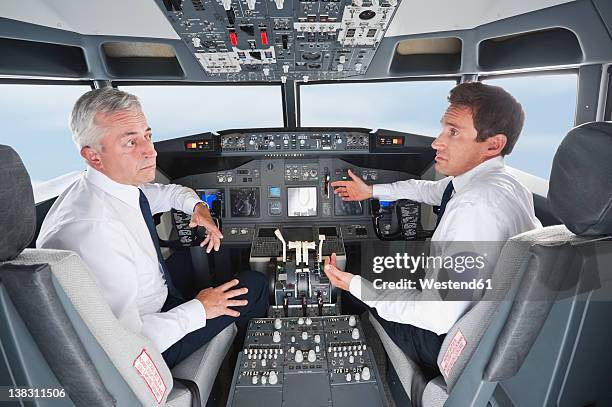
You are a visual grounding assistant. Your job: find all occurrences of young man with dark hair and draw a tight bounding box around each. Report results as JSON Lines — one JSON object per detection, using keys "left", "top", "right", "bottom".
{"left": 325, "top": 82, "right": 541, "bottom": 380}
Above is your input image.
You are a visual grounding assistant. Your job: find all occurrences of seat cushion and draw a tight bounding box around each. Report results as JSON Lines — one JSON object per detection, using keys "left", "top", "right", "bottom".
{"left": 171, "top": 323, "right": 236, "bottom": 403}
{"left": 368, "top": 312, "right": 419, "bottom": 399}
{"left": 166, "top": 381, "right": 193, "bottom": 407}
{"left": 422, "top": 376, "right": 448, "bottom": 407}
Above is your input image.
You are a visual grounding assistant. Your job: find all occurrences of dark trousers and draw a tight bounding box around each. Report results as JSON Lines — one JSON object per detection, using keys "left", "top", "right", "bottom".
{"left": 345, "top": 291, "right": 445, "bottom": 381}
{"left": 161, "top": 270, "right": 269, "bottom": 369}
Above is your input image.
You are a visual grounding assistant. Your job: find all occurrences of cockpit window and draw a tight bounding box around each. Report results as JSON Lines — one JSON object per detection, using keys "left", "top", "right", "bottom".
{"left": 482, "top": 73, "right": 578, "bottom": 179}
{"left": 118, "top": 84, "right": 284, "bottom": 140}
{"left": 299, "top": 80, "right": 458, "bottom": 137}
{"left": 0, "top": 83, "right": 92, "bottom": 201}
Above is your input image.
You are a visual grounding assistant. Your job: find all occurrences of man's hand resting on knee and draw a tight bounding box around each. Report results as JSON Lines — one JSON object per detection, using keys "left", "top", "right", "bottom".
{"left": 196, "top": 279, "right": 248, "bottom": 319}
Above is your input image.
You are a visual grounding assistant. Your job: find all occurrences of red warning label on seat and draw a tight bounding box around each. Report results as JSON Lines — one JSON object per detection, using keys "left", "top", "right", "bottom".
{"left": 133, "top": 348, "right": 167, "bottom": 404}
{"left": 441, "top": 329, "right": 467, "bottom": 377}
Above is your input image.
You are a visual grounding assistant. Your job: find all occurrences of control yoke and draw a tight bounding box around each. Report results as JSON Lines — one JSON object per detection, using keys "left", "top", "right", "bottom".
{"left": 370, "top": 199, "right": 432, "bottom": 241}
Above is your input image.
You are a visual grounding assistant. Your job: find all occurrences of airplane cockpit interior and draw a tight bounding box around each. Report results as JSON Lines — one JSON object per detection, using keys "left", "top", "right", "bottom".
{"left": 1, "top": 0, "right": 612, "bottom": 406}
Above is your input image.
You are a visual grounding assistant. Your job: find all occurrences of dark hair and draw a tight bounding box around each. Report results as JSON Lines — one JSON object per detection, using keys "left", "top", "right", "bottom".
{"left": 448, "top": 82, "right": 525, "bottom": 155}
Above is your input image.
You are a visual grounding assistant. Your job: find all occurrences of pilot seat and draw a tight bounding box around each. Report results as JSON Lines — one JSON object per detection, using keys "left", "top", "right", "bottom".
{"left": 0, "top": 144, "right": 236, "bottom": 406}
{"left": 368, "top": 121, "right": 612, "bottom": 406}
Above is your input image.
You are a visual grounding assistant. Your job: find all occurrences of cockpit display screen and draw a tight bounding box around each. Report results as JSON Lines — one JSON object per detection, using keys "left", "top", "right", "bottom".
{"left": 287, "top": 187, "right": 317, "bottom": 217}
{"left": 196, "top": 188, "right": 225, "bottom": 217}
{"left": 230, "top": 187, "right": 260, "bottom": 217}
{"left": 334, "top": 194, "right": 364, "bottom": 216}
{"left": 380, "top": 200, "right": 393, "bottom": 215}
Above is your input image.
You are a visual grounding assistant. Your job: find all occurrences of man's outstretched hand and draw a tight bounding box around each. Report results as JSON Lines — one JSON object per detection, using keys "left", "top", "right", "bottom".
{"left": 323, "top": 253, "right": 355, "bottom": 292}
{"left": 190, "top": 202, "right": 224, "bottom": 253}
{"left": 331, "top": 169, "right": 373, "bottom": 201}
{"left": 196, "top": 279, "right": 248, "bottom": 319}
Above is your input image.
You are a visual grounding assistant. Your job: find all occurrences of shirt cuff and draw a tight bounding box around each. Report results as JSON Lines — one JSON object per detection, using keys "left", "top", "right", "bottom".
{"left": 348, "top": 275, "right": 362, "bottom": 300}
{"left": 372, "top": 184, "right": 392, "bottom": 200}
{"left": 185, "top": 197, "right": 206, "bottom": 214}
{"left": 181, "top": 299, "right": 207, "bottom": 332}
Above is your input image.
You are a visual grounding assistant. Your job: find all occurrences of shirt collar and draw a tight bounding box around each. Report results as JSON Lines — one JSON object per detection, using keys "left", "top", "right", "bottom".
{"left": 85, "top": 166, "right": 141, "bottom": 210}
{"left": 452, "top": 156, "right": 505, "bottom": 193}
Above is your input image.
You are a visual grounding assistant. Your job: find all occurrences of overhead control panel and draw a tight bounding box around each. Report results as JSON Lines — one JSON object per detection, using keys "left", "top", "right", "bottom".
{"left": 220, "top": 130, "right": 369, "bottom": 154}
{"left": 155, "top": 0, "right": 401, "bottom": 81}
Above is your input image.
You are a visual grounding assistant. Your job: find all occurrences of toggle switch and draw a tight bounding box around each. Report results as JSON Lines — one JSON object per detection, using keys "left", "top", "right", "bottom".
{"left": 229, "top": 31, "right": 238, "bottom": 46}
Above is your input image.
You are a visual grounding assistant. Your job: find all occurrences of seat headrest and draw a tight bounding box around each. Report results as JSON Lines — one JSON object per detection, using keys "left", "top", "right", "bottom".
{"left": 548, "top": 122, "right": 612, "bottom": 236}
{"left": 0, "top": 145, "right": 35, "bottom": 261}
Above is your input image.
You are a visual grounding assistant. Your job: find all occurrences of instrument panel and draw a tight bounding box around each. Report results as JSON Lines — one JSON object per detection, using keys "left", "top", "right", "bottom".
{"left": 175, "top": 157, "right": 413, "bottom": 242}
{"left": 158, "top": 127, "right": 436, "bottom": 244}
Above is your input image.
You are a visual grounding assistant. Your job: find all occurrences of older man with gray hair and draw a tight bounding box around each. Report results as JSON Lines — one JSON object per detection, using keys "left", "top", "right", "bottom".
{"left": 37, "top": 88, "right": 268, "bottom": 368}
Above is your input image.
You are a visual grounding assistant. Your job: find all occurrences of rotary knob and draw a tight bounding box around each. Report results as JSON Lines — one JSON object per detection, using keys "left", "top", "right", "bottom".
{"left": 351, "top": 328, "right": 360, "bottom": 340}
{"left": 308, "top": 349, "right": 316, "bottom": 363}
{"left": 273, "top": 331, "right": 281, "bottom": 343}
{"left": 301, "top": 331, "right": 308, "bottom": 340}
{"left": 361, "top": 366, "right": 371, "bottom": 381}
{"left": 269, "top": 371, "right": 278, "bottom": 385}
{"left": 305, "top": 317, "right": 312, "bottom": 325}
{"left": 348, "top": 315, "right": 356, "bottom": 327}
{"left": 298, "top": 317, "right": 304, "bottom": 325}
{"left": 295, "top": 350, "right": 304, "bottom": 363}
{"left": 274, "top": 318, "right": 282, "bottom": 330}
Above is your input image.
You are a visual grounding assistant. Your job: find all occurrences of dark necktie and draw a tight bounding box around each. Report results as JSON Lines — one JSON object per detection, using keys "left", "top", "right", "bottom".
{"left": 138, "top": 189, "right": 183, "bottom": 300}
{"left": 435, "top": 180, "right": 455, "bottom": 228}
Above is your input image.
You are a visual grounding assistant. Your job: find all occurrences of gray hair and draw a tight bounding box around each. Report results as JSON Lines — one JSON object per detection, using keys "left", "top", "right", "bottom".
{"left": 70, "top": 88, "right": 142, "bottom": 150}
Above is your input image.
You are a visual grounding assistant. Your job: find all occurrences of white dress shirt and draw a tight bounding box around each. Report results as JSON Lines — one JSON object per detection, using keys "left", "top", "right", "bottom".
{"left": 37, "top": 167, "right": 207, "bottom": 353}
{"left": 349, "top": 156, "right": 542, "bottom": 334}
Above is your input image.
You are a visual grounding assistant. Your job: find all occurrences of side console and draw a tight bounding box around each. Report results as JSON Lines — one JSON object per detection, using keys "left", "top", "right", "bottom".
{"left": 227, "top": 315, "right": 388, "bottom": 407}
